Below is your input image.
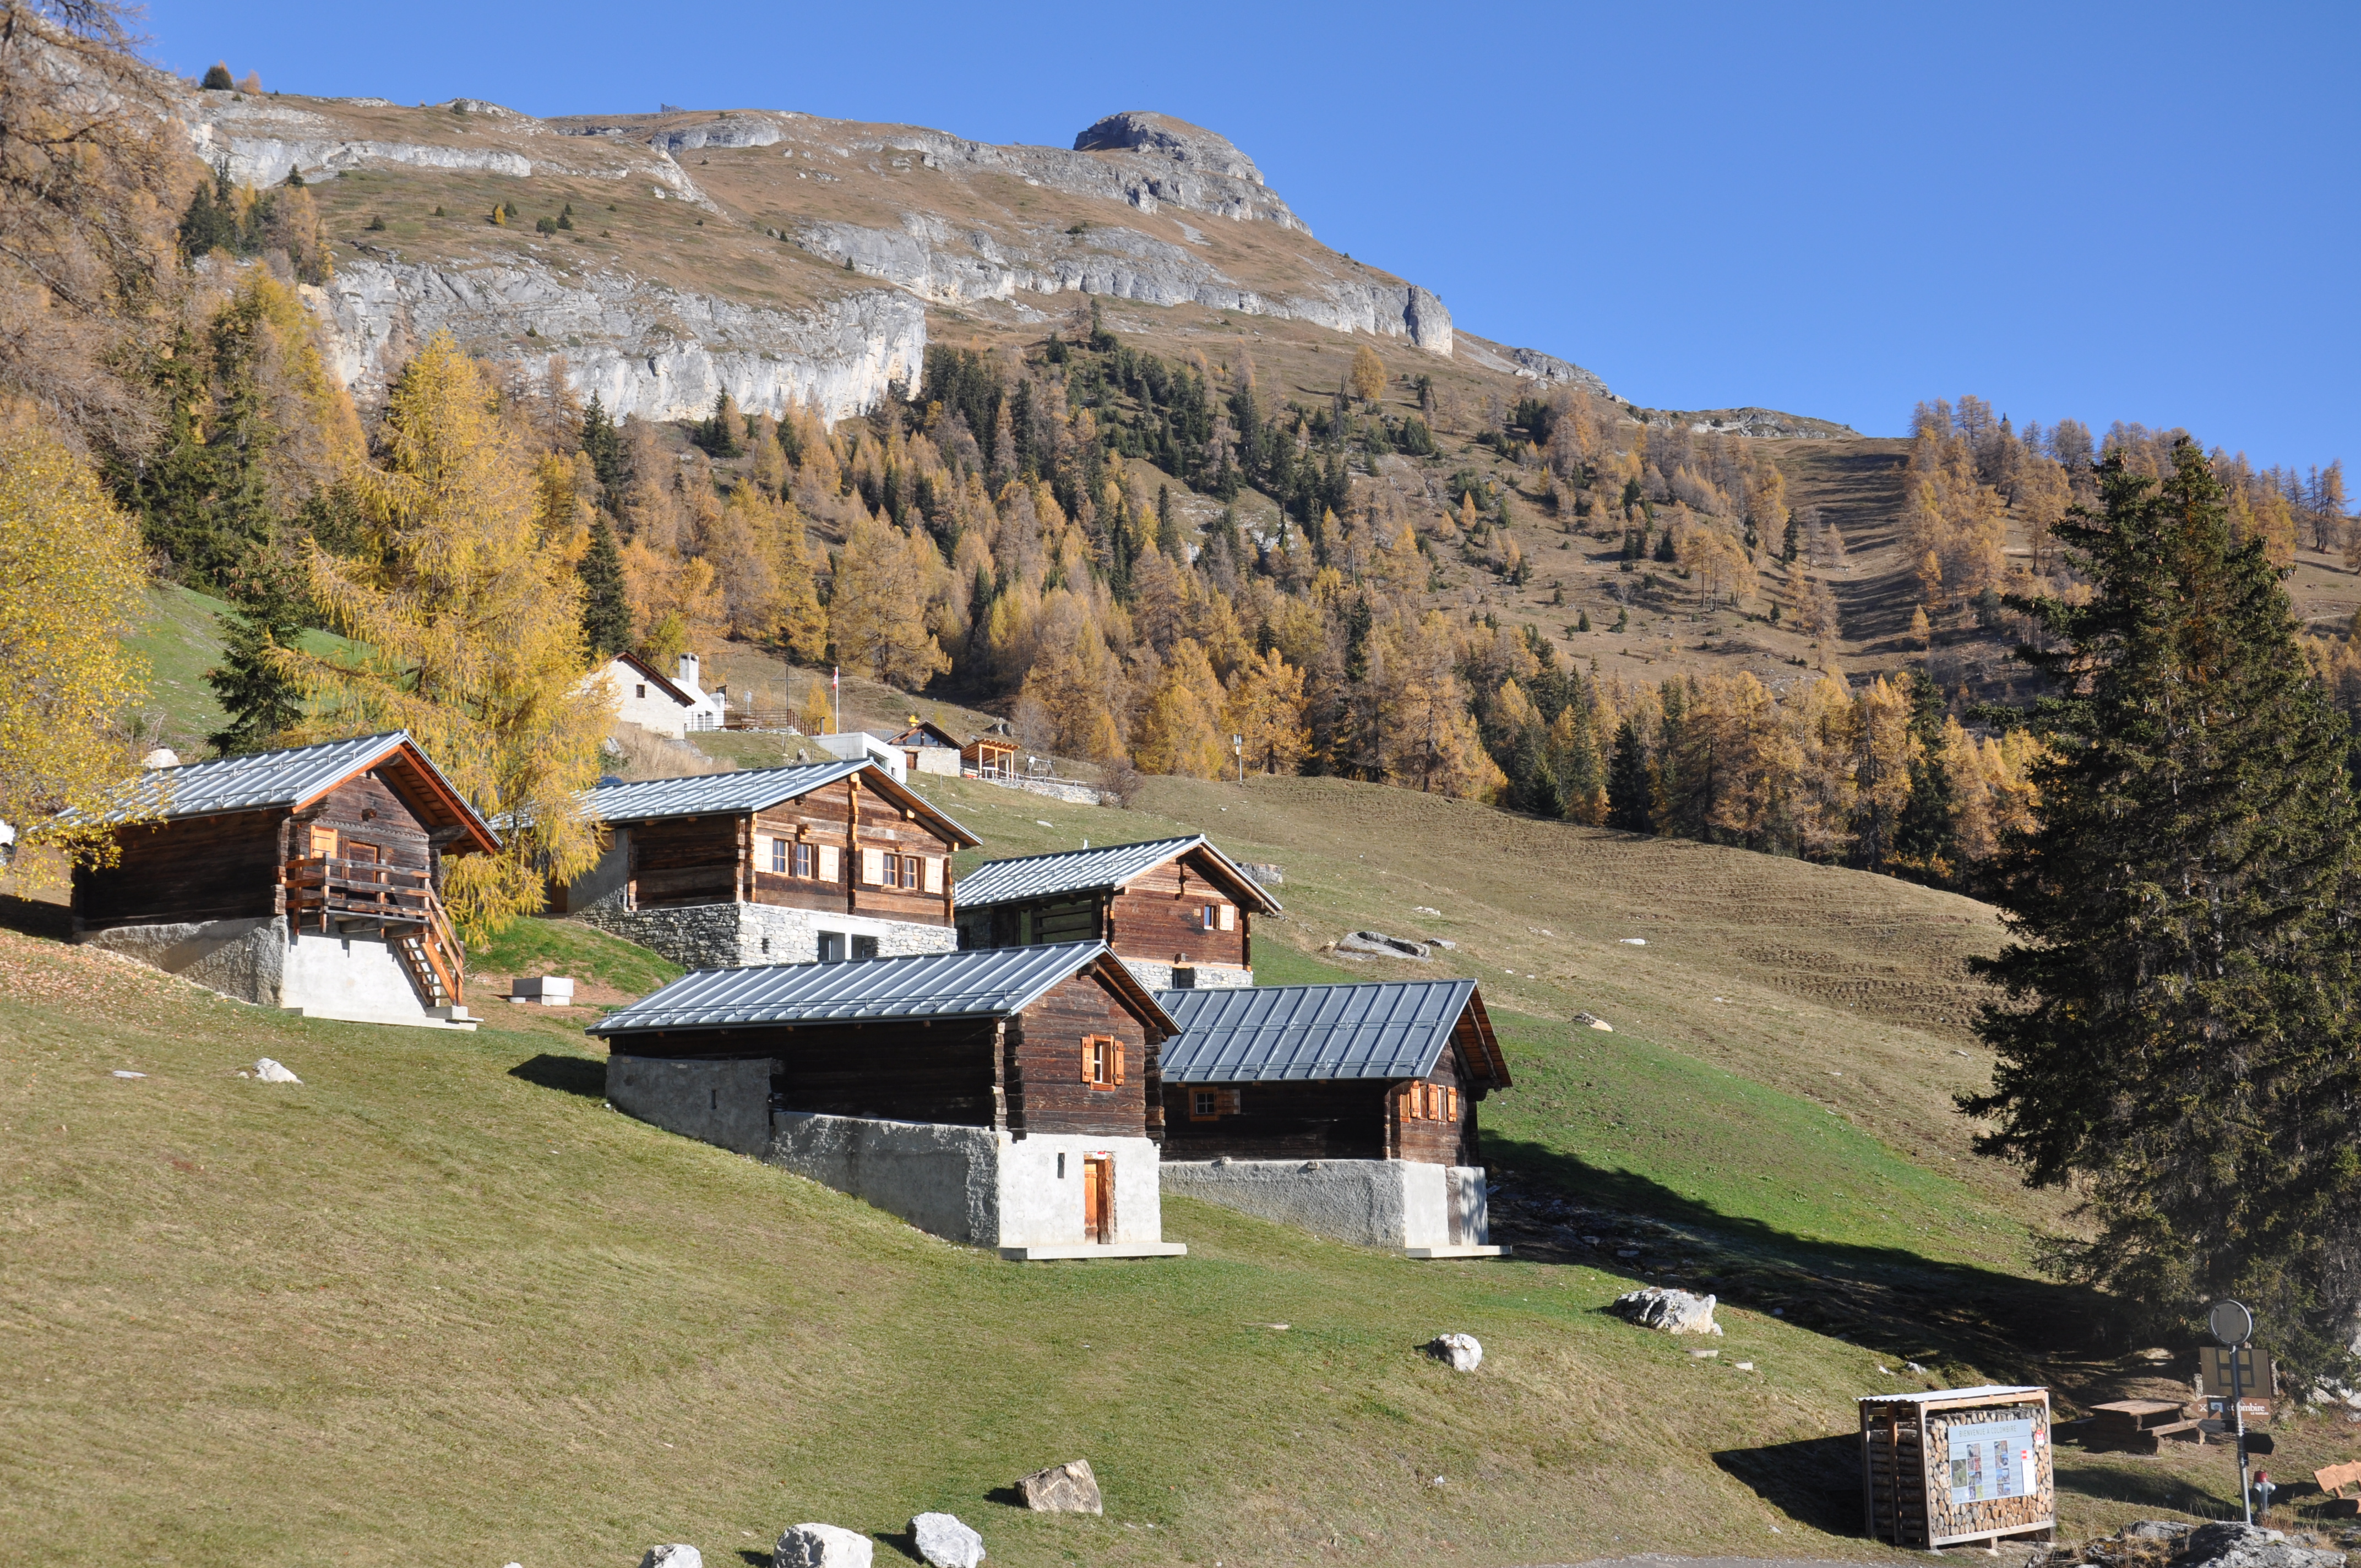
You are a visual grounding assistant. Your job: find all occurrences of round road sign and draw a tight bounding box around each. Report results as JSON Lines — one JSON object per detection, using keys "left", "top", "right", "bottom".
{"left": 2209, "top": 1299, "right": 2255, "bottom": 1345}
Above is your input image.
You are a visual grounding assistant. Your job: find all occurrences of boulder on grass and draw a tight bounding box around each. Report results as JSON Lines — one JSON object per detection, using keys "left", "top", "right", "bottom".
{"left": 1610, "top": 1287, "right": 1723, "bottom": 1336}
{"left": 253, "top": 1058, "right": 301, "bottom": 1084}
{"left": 910, "top": 1512, "right": 984, "bottom": 1568}
{"left": 1424, "top": 1333, "right": 1483, "bottom": 1371}
{"left": 775, "top": 1523, "right": 872, "bottom": 1568}
{"left": 2174, "top": 1523, "right": 2344, "bottom": 1568}
{"left": 640, "top": 1549, "right": 703, "bottom": 1568}
{"left": 1337, "top": 930, "right": 1430, "bottom": 960}
{"left": 1017, "top": 1459, "right": 1102, "bottom": 1514}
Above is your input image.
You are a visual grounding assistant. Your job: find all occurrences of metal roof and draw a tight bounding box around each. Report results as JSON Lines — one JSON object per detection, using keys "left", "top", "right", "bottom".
{"left": 589, "top": 759, "right": 976, "bottom": 845}
{"left": 95, "top": 732, "right": 410, "bottom": 819}
{"left": 1157, "top": 980, "right": 1480, "bottom": 1083}
{"left": 1858, "top": 1386, "right": 2047, "bottom": 1406}
{"left": 589, "top": 941, "right": 1174, "bottom": 1036}
{"left": 955, "top": 834, "right": 1281, "bottom": 912}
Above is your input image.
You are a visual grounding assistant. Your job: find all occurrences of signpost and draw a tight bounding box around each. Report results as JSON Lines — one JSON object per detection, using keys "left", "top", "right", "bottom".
{"left": 2208, "top": 1300, "right": 2260, "bottom": 1525}
{"left": 1233, "top": 733, "right": 1244, "bottom": 787}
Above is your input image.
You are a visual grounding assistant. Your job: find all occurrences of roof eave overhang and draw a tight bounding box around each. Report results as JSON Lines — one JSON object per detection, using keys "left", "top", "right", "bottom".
{"left": 292, "top": 735, "right": 502, "bottom": 856}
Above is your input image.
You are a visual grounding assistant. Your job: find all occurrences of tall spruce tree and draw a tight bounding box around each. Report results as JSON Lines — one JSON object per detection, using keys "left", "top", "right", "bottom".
{"left": 1889, "top": 671, "right": 1960, "bottom": 886}
{"left": 1606, "top": 720, "right": 1652, "bottom": 831}
{"left": 579, "top": 512, "right": 632, "bottom": 658}
{"left": 1965, "top": 441, "right": 2361, "bottom": 1376}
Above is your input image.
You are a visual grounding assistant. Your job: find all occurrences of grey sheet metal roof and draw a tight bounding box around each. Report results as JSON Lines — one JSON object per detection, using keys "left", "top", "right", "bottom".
{"left": 955, "top": 834, "right": 1281, "bottom": 912}
{"left": 589, "top": 941, "right": 1176, "bottom": 1036}
{"left": 588, "top": 760, "right": 976, "bottom": 845}
{"left": 1157, "top": 980, "right": 1479, "bottom": 1083}
{"left": 100, "top": 732, "right": 410, "bottom": 820}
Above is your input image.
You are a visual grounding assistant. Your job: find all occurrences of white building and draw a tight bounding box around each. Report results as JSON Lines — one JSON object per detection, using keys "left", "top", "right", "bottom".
{"left": 591, "top": 651, "right": 730, "bottom": 739}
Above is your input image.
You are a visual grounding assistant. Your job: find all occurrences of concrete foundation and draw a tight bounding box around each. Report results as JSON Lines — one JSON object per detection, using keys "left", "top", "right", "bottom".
{"left": 603, "top": 1054, "right": 1184, "bottom": 1257}
{"left": 577, "top": 898, "right": 955, "bottom": 971}
{"left": 1161, "top": 1158, "right": 1497, "bottom": 1255}
{"left": 76, "top": 917, "right": 474, "bottom": 1031}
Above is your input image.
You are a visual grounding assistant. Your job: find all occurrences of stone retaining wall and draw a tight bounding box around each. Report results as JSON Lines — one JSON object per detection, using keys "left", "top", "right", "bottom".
{"left": 576, "top": 900, "right": 955, "bottom": 970}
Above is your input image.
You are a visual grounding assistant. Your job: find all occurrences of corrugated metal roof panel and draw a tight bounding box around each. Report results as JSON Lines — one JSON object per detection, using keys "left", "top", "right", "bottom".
{"left": 1156, "top": 980, "right": 1477, "bottom": 1082}
{"left": 955, "top": 835, "right": 1281, "bottom": 912}
{"left": 98, "top": 732, "right": 411, "bottom": 820}
{"left": 589, "top": 942, "right": 1148, "bottom": 1034}
{"left": 589, "top": 760, "right": 869, "bottom": 821}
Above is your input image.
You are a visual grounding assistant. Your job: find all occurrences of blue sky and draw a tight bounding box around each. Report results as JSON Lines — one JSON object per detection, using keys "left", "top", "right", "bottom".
{"left": 146, "top": 1, "right": 2356, "bottom": 473}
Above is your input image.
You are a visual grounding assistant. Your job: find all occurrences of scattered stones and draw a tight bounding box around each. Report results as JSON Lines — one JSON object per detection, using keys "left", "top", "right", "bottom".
{"left": 775, "top": 1522, "right": 873, "bottom": 1568}
{"left": 1619, "top": 937, "right": 1647, "bottom": 945}
{"left": 1690, "top": 1348, "right": 1720, "bottom": 1359}
{"left": 1241, "top": 862, "right": 1284, "bottom": 886}
{"left": 1906, "top": 1360, "right": 1929, "bottom": 1373}
{"left": 1609, "top": 1286, "right": 1723, "bottom": 1336}
{"left": 1017, "top": 1458, "right": 1103, "bottom": 1514}
{"left": 2125, "top": 1522, "right": 2197, "bottom": 1542}
{"left": 2174, "top": 1522, "right": 2343, "bottom": 1568}
{"left": 253, "top": 1058, "right": 301, "bottom": 1084}
{"left": 1572, "top": 1012, "right": 1613, "bottom": 1032}
{"left": 640, "top": 1548, "right": 703, "bottom": 1568}
{"left": 1424, "top": 1333, "right": 1483, "bottom": 1371}
{"left": 1411, "top": 906, "right": 1440, "bottom": 917}
{"left": 1734, "top": 1360, "right": 1755, "bottom": 1371}
{"left": 1337, "top": 930, "right": 1430, "bottom": 960}
{"left": 910, "top": 1512, "right": 985, "bottom": 1568}
{"left": 111, "top": 1070, "right": 146, "bottom": 1079}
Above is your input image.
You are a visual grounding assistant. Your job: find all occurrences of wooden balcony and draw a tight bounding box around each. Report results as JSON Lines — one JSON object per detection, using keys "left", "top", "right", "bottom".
{"left": 282, "top": 856, "right": 465, "bottom": 1010}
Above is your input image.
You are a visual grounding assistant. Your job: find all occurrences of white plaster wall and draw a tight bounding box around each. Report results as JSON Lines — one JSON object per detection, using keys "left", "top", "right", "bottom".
{"left": 810, "top": 732, "right": 906, "bottom": 782}
{"left": 997, "top": 1134, "right": 1165, "bottom": 1248}
{"left": 282, "top": 930, "right": 433, "bottom": 1022}
{"left": 1162, "top": 1159, "right": 1491, "bottom": 1250}
{"left": 607, "top": 1055, "right": 777, "bottom": 1156}
{"left": 596, "top": 666, "right": 690, "bottom": 738}
{"left": 769, "top": 1112, "right": 1000, "bottom": 1245}
{"left": 907, "top": 747, "right": 961, "bottom": 777}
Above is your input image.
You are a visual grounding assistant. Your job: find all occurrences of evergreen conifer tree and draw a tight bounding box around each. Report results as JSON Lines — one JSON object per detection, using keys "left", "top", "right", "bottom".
{"left": 580, "top": 394, "right": 624, "bottom": 493}
{"left": 1965, "top": 442, "right": 2361, "bottom": 1375}
{"left": 579, "top": 513, "right": 631, "bottom": 657}
{"left": 1606, "top": 720, "right": 1652, "bottom": 831}
{"left": 206, "top": 575, "right": 307, "bottom": 754}
{"left": 1889, "top": 671, "right": 1960, "bottom": 885}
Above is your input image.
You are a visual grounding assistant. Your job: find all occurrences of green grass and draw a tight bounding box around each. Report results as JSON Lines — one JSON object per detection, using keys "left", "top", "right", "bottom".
{"left": 468, "top": 917, "right": 684, "bottom": 998}
{"left": 123, "top": 585, "right": 370, "bottom": 759}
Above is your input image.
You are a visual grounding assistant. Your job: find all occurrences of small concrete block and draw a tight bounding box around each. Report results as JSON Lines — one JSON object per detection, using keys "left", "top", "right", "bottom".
{"left": 998, "top": 1242, "right": 1187, "bottom": 1261}
{"left": 512, "top": 975, "right": 575, "bottom": 1004}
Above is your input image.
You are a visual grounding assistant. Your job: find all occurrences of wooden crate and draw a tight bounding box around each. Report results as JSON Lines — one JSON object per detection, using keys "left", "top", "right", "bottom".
{"left": 1862, "top": 1386, "right": 2054, "bottom": 1550}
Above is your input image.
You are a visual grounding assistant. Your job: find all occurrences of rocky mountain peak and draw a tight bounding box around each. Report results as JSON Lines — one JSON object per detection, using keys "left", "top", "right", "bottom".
{"left": 1073, "top": 111, "right": 1264, "bottom": 187}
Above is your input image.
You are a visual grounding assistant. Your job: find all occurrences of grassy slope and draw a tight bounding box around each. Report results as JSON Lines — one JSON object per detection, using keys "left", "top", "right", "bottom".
{"left": 123, "top": 584, "right": 370, "bottom": 759}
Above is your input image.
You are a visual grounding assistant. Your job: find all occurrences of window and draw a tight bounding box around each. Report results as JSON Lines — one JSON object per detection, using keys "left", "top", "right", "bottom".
{"left": 1200, "top": 904, "right": 1218, "bottom": 931}
{"left": 1193, "top": 1089, "right": 1217, "bottom": 1118}
{"left": 817, "top": 931, "right": 846, "bottom": 963}
{"left": 634, "top": 682, "right": 647, "bottom": 699}
{"left": 851, "top": 935, "right": 879, "bottom": 961}
{"left": 793, "top": 841, "right": 814, "bottom": 878}
{"left": 1081, "top": 1034, "right": 1123, "bottom": 1088}
{"left": 769, "top": 838, "right": 787, "bottom": 874}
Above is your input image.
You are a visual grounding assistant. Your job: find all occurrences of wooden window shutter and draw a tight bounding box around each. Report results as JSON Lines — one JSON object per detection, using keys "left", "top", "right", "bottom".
{"left": 922, "top": 856, "right": 943, "bottom": 894}
{"left": 817, "top": 844, "right": 840, "bottom": 882}
{"left": 309, "top": 824, "right": 338, "bottom": 858}
{"left": 752, "top": 833, "right": 769, "bottom": 869}
{"left": 1114, "top": 1041, "right": 1125, "bottom": 1085}
{"left": 861, "top": 847, "right": 884, "bottom": 884}
{"left": 1081, "top": 1037, "right": 1095, "bottom": 1084}
{"left": 1221, "top": 1087, "right": 1241, "bottom": 1115}
{"left": 1218, "top": 903, "right": 1235, "bottom": 932}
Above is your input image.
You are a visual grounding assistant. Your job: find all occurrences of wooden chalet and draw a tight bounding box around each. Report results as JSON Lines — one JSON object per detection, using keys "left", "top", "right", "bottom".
{"left": 556, "top": 759, "right": 980, "bottom": 969}
{"left": 591, "top": 943, "right": 1188, "bottom": 1257}
{"left": 72, "top": 732, "right": 500, "bottom": 1027}
{"left": 953, "top": 835, "right": 1282, "bottom": 990}
{"left": 1155, "top": 979, "right": 1509, "bottom": 1163}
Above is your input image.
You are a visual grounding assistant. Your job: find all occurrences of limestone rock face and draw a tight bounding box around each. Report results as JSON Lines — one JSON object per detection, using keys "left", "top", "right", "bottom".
{"left": 1425, "top": 1333, "right": 1483, "bottom": 1371}
{"left": 910, "top": 1512, "right": 985, "bottom": 1568}
{"left": 1017, "top": 1458, "right": 1103, "bottom": 1515}
{"left": 1610, "top": 1287, "right": 1723, "bottom": 1336}
{"left": 774, "top": 1522, "right": 872, "bottom": 1568}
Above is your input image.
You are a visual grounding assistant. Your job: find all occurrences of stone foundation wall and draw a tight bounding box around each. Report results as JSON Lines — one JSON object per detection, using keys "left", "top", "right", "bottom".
{"left": 576, "top": 899, "right": 956, "bottom": 970}
{"left": 1123, "top": 958, "right": 1253, "bottom": 992}
{"left": 1162, "top": 1158, "right": 1489, "bottom": 1250}
{"left": 77, "top": 916, "right": 286, "bottom": 1005}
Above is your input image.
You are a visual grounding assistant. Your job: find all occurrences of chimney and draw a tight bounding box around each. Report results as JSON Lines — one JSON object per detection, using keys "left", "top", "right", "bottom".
{"left": 677, "top": 651, "right": 699, "bottom": 689}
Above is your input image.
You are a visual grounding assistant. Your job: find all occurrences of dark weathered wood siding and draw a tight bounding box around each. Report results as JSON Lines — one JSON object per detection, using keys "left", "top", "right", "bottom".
{"left": 959, "top": 846, "right": 1251, "bottom": 966}
{"left": 73, "top": 809, "right": 288, "bottom": 930}
{"left": 628, "top": 816, "right": 740, "bottom": 908}
{"left": 1164, "top": 1044, "right": 1482, "bottom": 1165}
{"left": 619, "top": 777, "right": 954, "bottom": 923}
{"left": 306, "top": 771, "right": 433, "bottom": 874}
{"left": 1007, "top": 971, "right": 1157, "bottom": 1139}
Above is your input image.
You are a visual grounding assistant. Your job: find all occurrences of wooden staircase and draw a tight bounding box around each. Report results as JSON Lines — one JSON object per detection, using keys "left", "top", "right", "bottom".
{"left": 284, "top": 855, "right": 466, "bottom": 1014}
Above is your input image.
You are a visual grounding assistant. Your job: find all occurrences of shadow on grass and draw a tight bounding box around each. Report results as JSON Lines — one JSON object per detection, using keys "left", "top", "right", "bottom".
{"left": 1482, "top": 1131, "right": 2119, "bottom": 1369}
{"left": 1712, "top": 1433, "right": 1862, "bottom": 1535}
{"left": 2053, "top": 1458, "right": 2233, "bottom": 1517}
{"left": 982, "top": 1485, "right": 1026, "bottom": 1509}
{"left": 738, "top": 1553, "right": 769, "bottom": 1567}
{"left": 0, "top": 892, "right": 70, "bottom": 941}
{"left": 875, "top": 1527, "right": 924, "bottom": 1564}
{"left": 507, "top": 1053, "right": 606, "bottom": 1099}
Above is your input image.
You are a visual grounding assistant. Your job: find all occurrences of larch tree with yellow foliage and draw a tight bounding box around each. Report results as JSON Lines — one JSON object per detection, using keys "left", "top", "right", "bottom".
{"left": 1223, "top": 647, "right": 1309, "bottom": 775}
{"left": 1348, "top": 344, "right": 1386, "bottom": 405}
{"left": 830, "top": 510, "right": 950, "bottom": 690}
{"left": 0, "top": 415, "right": 155, "bottom": 874}
{"left": 281, "top": 334, "right": 611, "bottom": 939}
{"left": 1130, "top": 639, "right": 1228, "bottom": 778}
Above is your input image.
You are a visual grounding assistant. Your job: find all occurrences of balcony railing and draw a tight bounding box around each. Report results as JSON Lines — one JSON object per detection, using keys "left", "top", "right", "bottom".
{"left": 283, "top": 856, "right": 464, "bottom": 1010}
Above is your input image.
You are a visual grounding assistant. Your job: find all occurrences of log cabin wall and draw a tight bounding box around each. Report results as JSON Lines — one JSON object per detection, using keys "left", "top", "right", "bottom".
{"left": 73, "top": 808, "right": 288, "bottom": 930}
{"left": 628, "top": 816, "right": 742, "bottom": 908}
{"left": 620, "top": 1017, "right": 1002, "bottom": 1126}
{"left": 750, "top": 781, "right": 856, "bottom": 914}
{"left": 298, "top": 771, "right": 433, "bottom": 874}
{"left": 1108, "top": 853, "right": 1247, "bottom": 966}
{"left": 842, "top": 776, "right": 955, "bottom": 927}
{"left": 1390, "top": 1041, "right": 1481, "bottom": 1165}
{"left": 1007, "top": 972, "right": 1157, "bottom": 1140}
{"left": 1158, "top": 1079, "right": 1392, "bottom": 1161}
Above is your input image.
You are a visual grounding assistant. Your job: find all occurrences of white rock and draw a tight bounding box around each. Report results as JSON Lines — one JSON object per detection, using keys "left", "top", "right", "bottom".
{"left": 775, "top": 1523, "right": 872, "bottom": 1568}
{"left": 1016, "top": 1458, "right": 1102, "bottom": 1514}
{"left": 910, "top": 1512, "right": 984, "bottom": 1568}
{"left": 253, "top": 1058, "right": 301, "bottom": 1084}
{"left": 1572, "top": 1012, "right": 1613, "bottom": 1032}
{"left": 111, "top": 1070, "right": 147, "bottom": 1079}
{"left": 1424, "top": 1333, "right": 1483, "bottom": 1371}
{"left": 641, "top": 1548, "right": 703, "bottom": 1568}
{"left": 1610, "top": 1286, "right": 1723, "bottom": 1336}
{"left": 1620, "top": 937, "right": 1646, "bottom": 945}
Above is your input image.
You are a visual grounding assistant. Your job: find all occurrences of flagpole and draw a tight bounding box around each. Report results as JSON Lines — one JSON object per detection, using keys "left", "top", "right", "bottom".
{"left": 833, "top": 666, "right": 840, "bottom": 737}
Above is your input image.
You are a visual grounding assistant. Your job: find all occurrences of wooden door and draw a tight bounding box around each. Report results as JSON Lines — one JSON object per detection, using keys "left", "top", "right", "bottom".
{"left": 1082, "top": 1154, "right": 1113, "bottom": 1244}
